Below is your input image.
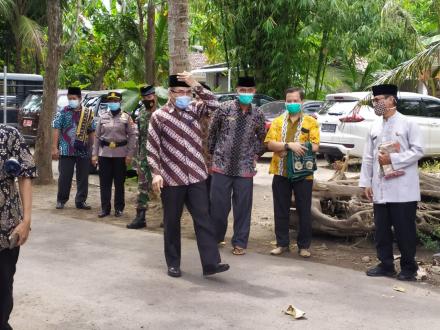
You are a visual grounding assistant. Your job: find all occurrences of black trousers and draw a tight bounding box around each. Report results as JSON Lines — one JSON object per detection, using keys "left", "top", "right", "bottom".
{"left": 210, "top": 173, "right": 253, "bottom": 248}
{"left": 161, "top": 181, "right": 220, "bottom": 268}
{"left": 272, "top": 175, "right": 313, "bottom": 249}
{"left": 98, "top": 157, "right": 126, "bottom": 212}
{"left": 373, "top": 202, "right": 418, "bottom": 273}
{"left": 57, "top": 156, "right": 90, "bottom": 204}
{"left": 0, "top": 247, "right": 19, "bottom": 330}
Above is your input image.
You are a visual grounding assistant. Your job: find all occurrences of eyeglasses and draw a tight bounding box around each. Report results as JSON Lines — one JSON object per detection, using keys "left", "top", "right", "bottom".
{"left": 171, "top": 89, "right": 192, "bottom": 96}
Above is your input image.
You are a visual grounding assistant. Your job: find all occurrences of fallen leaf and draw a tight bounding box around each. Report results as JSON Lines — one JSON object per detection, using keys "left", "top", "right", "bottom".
{"left": 393, "top": 286, "right": 406, "bottom": 293}
{"left": 283, "top": 305, "right": 306, "bottom": 320}
{"left": 416, "top": 267, "right": 428, "bottom": 281}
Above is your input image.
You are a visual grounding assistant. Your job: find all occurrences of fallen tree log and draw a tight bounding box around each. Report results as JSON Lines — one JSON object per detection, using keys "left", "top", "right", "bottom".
{"left": 290, "top": 171, "right": 440, "bottom": 237}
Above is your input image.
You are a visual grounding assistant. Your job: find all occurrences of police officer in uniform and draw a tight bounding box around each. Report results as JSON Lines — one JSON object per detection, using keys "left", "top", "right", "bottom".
{"left": 92, "top": 92, "right": 137, "bottom": 218}
{"left": 127, "top": 85, "right": 157, "bottom": 229}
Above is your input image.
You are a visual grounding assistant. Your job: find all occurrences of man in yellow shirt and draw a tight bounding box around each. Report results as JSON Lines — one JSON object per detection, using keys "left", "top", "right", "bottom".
{"left": 264, "top": 87, "right": 320, "bottom": 257}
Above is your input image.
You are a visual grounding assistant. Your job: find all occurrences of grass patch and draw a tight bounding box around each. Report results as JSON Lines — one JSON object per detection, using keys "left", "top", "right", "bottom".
{"left": 420, "top": 160, "right": 440, "bottom": 173}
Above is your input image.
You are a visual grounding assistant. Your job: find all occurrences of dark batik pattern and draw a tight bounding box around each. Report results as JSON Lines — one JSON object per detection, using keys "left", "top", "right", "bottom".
{"left": 147, "top": 87, "right": 220, "bottom": 187}
{"left": 208, "top": 99, "right": 266, "bottom": 177}
{"left": 0, "top": 125, "right": 37, "bottom": 250}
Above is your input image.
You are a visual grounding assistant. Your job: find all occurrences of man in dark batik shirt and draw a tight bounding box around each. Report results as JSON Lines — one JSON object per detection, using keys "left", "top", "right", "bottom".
{"left": 0, "top": 125, "right": 36, "bottom": 330}
{"left": 208, "top": 77, "right": 266, "bottom": 255}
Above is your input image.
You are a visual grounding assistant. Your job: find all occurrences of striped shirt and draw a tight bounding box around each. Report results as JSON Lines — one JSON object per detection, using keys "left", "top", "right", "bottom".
{"left": 147, "top": 86, "right": 220, "bottom": 186}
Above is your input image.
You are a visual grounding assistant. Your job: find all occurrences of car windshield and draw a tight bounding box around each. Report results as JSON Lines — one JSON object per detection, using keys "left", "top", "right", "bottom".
{"left": 21, "top": 94, "right": 42, "bottom": 112}
{"left": 319, "top": 101, "right": 359, "bottom": 115}
{"left": 57, "top": 95, "right": 69, "bottom": 110}
{"left": 260, "top": 101, "right": 285, "bottom": 119}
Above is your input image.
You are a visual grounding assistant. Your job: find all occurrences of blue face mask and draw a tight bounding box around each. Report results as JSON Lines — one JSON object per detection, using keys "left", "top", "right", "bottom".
{"left": 175, "top": 96, "right": 192, "bottom": 109}
{"left": 68, "top": 99, "right": 80, "bottom": 109}
{"left": 285, "top": 102, "right": 302, "bottom": 114}
{"left": 108, "top": 102, "right": 121, "bottom": 111}
{"left": 238, "top": 93, "right": 254, "bottom": 105}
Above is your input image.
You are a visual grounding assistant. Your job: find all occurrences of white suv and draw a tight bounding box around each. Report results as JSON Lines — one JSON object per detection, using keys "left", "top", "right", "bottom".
{"left": 318, "top": 92, "right": 440, "bottom": 160}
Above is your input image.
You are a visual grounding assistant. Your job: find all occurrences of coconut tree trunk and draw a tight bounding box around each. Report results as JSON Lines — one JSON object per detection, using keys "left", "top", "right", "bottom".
{"left": 167, "top": 0, "right": 189, "bottom": 74}
{"left": 14, "top": 35, "right": 23, "bottom": 73}
{"left": 145, "top": 0, "right": 156, "bottom": 84}
{"left": 34, "top": 0, "right": 63, "bottom": 185}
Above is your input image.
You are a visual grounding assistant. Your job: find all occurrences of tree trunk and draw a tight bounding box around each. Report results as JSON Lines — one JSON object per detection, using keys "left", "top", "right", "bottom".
{"left": 90, "top": 45, "right": 124, "bottom": 90}
{"left": 34, "top": 0, "right": 63, "bottom": 185}
{"left": 313, "top": 28, "right": 329, "bottom": 99}
{"left": 145, "top": 0, "right": 156, "bottom": 84}
{"left": 14, "top": 36, "right": 22, "bottom": 73}
{"left": 167, "top": 0, "right": 189, "bottom": 74}
{"left": 136, "top": 0, "right": 147, "bottom": 82}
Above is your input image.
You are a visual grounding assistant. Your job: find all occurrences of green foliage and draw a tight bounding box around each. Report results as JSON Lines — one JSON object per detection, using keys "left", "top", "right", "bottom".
{"left": 418, "top": 229, "right": 440, "bottom": 251}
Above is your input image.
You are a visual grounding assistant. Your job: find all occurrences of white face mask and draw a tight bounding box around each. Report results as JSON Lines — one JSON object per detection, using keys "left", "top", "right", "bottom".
{"left": 68, "top": 99, "right": 80, "bottom": 109}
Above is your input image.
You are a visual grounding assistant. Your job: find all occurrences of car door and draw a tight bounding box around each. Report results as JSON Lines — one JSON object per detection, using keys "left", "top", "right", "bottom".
{"left": 398, "top": 98, "right": 431, "bottom": 155}
{"left": 422, "top": 98, "right": 440, "bottom": 156}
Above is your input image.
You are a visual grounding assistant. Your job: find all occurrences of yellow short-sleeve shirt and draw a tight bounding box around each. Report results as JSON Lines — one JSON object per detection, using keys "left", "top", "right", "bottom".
{"left": 264, "top": 113, "right": 320, "bottom": 178}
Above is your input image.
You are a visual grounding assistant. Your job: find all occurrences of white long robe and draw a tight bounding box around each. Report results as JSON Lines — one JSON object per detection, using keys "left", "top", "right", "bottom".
{"left": 359, "top": 111, "right": 424, "bottom": 204}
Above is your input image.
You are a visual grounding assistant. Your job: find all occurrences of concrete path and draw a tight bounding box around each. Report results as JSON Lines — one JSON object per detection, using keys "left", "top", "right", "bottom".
{"left": 10, "top": 211, "right": 440, "bottom": 330}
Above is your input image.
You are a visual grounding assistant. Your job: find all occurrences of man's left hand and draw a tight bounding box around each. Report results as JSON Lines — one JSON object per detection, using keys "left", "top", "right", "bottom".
{"left": 378, "top": 152, "right": 391, "bottom": 165}
{"left": 12, "top": 221, "right": 31, "bottom": 246}
{"left": 177, "top": 71, "right": 201, "bottom": 88}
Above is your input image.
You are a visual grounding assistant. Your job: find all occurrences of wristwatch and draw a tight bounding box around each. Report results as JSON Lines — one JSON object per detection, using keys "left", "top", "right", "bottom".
{"left": 284, "top": 143, "right": 289, "bottom": 151}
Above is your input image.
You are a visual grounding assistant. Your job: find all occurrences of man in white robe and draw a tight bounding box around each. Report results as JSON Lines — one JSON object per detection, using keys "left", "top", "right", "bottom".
{"left": 359, "top": 84, "right": 424, "bottom": 281}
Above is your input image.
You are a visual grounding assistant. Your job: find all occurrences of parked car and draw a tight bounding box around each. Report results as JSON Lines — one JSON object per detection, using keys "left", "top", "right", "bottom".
{"left": 0, "top": 73, "right": 43, "bottom": 127}
{"left": 259, "top": 100, "right": 323, "bottom": 130}
{"left": 215, "top": 93, "right": 275, "bottom": 106}
{"left": 317, "top": 91, "right": 440, "bottom": 161}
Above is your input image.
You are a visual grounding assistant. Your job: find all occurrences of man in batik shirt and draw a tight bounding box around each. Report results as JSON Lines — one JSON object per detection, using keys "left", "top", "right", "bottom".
{"left": 208, "top": 77, "right": 266, "bottom": 256}
{"left": 52, "top": 86, "right": 95, "bottom": 210}
{"left": 0, "top": 126, "right": 36, "bottom": 329}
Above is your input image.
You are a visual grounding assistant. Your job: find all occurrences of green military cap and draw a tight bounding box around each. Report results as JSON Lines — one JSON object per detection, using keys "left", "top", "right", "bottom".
{"left": 140, "top": 85, "right": 155, "bottom": 96}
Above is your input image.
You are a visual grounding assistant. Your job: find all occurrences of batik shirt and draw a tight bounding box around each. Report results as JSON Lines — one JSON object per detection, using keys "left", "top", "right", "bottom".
{"left": 264, "top": 113, "right": 320, "bottom": 179}
{"left": 208, "top": 99, "right": 266, "bottom": 177}
{"left": 147, "top": 86, "right": 220, "bottom": 186}
{"left": 52, "top": 106, "right": 95, "bottom": 158}
{"left": 0, "top": 125, "right": 37, "bottom": 250}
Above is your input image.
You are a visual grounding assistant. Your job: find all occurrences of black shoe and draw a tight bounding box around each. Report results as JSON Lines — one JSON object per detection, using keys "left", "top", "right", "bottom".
{"left": 56, "top": 202, "right": 65, "bottom": 209}
{"left": 167, "top": 266, "right": 182, "bottom": 278}
{"left": 127, "top": 209, "right": 146, "bottom": 229}
{"left": 98, "top": 210, "right": 110, "bottom": 218}
{"left": 397, "top": 271, "right": 417, "bottom": 281}
{"left": 76, "top": 202, "right": 92, "bottom": 210}
{"left": 366, "top": 265, "right": 396, "bottom": 278}
{"left": 203, "top": 263, "right": 230, "bottom": 276}
{"left": 115, "top": 210, "right": 123, "bottom": 217}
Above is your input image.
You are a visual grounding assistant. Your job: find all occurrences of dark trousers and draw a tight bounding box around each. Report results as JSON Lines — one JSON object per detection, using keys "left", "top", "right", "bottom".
{"left": 373, "top": 202, "right": 418, "bottom": 273}
{"left": 57, "top": 156, "right": 90, "bottom": 204}
{"left": 272, "top": 175, "right": 313, "bottom": 249}
{"left": 0, "top": 248, "right": 19, "bottom": 330}
{"left": 210, "top": 173, "right": 253, "bottom": 248}
{"left": 161, "top": 181, "right": 220, "bottom": 268}
{"left": 98, "top": 157, "right": 126, "bottom": 212}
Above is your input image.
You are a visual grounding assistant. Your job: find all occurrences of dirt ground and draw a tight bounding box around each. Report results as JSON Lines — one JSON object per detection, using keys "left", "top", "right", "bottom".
{"left": 34, "top": 157, "right": 440, "bottom": 289}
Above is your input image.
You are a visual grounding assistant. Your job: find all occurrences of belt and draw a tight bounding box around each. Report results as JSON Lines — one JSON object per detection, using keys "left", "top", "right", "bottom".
{"left": 100, "top": 140, "right": 128, "bottom": 149}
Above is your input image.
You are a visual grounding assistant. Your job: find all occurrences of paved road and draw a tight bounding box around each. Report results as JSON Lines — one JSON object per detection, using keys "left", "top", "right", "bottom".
{"left": 10, "top": 211, "right": 440, "bottom": 330}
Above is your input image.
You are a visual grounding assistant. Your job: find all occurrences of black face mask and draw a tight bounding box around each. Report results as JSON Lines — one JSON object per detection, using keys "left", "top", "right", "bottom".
{"left": 142, "top": 100, "right": 155, "bottom": 110}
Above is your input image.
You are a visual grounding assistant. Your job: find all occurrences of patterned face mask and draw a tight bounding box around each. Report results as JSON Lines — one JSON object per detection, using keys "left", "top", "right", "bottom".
{"left": 373, "top": 100, "right": 388, "bottom": 116}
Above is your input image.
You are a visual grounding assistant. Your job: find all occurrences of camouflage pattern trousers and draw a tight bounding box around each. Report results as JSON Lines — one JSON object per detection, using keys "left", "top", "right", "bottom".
{"left": 136, "top": 159, "right": 152, "bottom": 210}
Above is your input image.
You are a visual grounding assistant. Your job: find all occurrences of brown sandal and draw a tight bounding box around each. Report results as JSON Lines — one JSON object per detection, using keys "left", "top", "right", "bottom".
{"left": 232, "top": 247, "right": 246, "bottom": 255}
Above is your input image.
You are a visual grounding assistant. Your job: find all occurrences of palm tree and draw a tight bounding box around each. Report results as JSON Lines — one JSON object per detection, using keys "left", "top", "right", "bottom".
{"left": 0, "top": 0, "right": 45, "bottom": 72}
{"left": 375, "top": 39, "right": 440, "bottom": 96}
{"left": 167, "top": 0, "right": 189, "bottom": 74}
